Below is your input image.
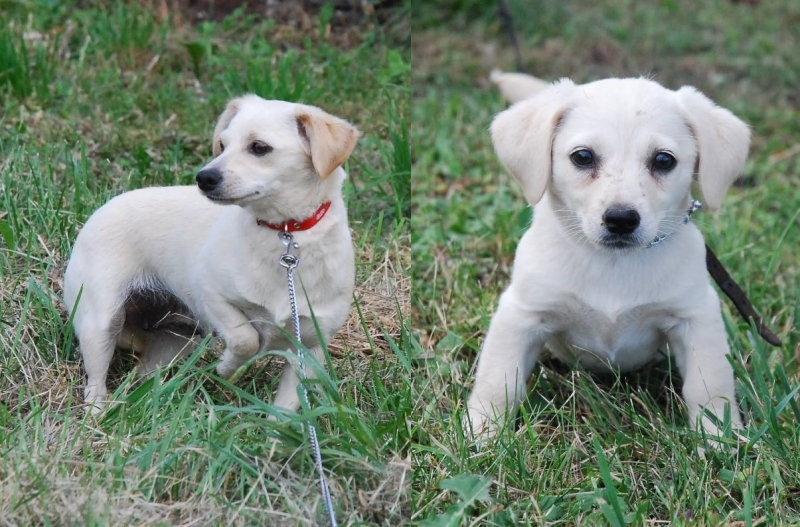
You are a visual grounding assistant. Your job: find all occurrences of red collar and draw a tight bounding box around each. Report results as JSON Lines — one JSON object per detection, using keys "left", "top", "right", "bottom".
{"left": 256, "top": 202, "right": 332, "bottom": 232}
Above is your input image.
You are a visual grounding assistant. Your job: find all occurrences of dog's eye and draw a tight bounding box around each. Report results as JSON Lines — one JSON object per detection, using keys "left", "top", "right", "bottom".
{"left": 249, "top": 141, "right": 273, "bottom": 156}
{"left": 219, "top": 141, "right": 225, "bottom": 153}
{"left": 651, "top": 152, "right": 676, "bottom": 172}
{"left": 570, "top": 149, "right": 595, "bottom": 168}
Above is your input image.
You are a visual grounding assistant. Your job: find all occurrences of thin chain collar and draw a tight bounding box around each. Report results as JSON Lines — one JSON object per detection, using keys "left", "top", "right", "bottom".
{"left": 645, "top": 198, "right": 702, "bottom": 249}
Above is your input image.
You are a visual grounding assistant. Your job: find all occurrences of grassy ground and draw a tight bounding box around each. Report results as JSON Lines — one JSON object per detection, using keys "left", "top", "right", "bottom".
{"left": 0, "top": 2, "right": 410, "bottom": 525}
{"left": 412, "top": 1, "right": 800, "bottom": 525}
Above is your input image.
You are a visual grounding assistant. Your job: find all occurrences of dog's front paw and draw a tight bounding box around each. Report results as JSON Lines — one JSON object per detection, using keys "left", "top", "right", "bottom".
{"left": 216, "top": 361, "right": 238, "bottom": 379}
{"left": 693, "top": 408, "right": 746, "bottom": 457}
{"left": 464, "top": 407, "right": 501, "bottom": 447}
{"left": 216, "top": 350, "right": 247, "bottom": 379}
{"left": 84, "top": 385, "right": 108, "bottom": 416}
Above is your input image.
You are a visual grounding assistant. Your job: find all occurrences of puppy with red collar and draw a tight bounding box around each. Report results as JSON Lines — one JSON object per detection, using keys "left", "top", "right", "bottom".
{"left": 64, "top": 96, "right": 359, "bottom": 414}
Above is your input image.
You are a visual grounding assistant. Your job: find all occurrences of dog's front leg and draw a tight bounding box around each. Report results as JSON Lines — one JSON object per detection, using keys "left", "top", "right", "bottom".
{"left": 272, "top": 344, "right": 325, "bottom": 413}
{"left": 203, "top": 299, "right": 261, "bottom": 378}
{"left": 467, "top": 290, "right": 548, "bottom": 439}
{"left": 666, "top": 296, "right": 742, "bottom": 437}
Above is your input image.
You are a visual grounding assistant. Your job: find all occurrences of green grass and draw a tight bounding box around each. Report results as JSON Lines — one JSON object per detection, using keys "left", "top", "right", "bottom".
{"left": 411, "top": 1, "right": 800, "bottom": 525}
{"left": 0, "top": 2, "right": 410, "bottom": 525}
{"left": 5, "top": 0, "right": 800, "bottom": 524}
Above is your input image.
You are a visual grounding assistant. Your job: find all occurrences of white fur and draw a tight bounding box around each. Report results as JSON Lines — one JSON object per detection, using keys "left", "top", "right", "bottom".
{"left": 63, "top": 96, "right": 359, "bottom": 414}
{"left": 489, "top": 69, "right": 550, "bottom": 104}
{"left": 468, "top": 74, "right": 751, "bottom": 440}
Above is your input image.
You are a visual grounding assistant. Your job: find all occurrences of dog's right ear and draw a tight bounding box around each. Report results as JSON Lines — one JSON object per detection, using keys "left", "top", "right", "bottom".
{"left": 212, "top": 99, "right": 242, "bottom": 157}
{"left": 490, "top": 79, "right": 575, "bottom": 206}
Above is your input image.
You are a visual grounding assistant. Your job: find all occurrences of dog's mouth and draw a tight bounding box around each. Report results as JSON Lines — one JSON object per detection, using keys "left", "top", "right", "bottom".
{"left": 203, "top": 191, "right": 260, "bottom": 204}
{"left": 598, "top": 233, "right": 641, "bottom": 250}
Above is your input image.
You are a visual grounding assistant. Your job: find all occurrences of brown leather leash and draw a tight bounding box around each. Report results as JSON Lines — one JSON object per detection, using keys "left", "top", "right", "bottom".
{"left": 706, "top": 244, "right": 782, "bottom": 346}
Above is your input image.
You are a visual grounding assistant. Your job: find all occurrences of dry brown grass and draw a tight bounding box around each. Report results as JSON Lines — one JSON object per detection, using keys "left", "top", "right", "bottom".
{"left": 334, "top": 234, "right": 410, "bottom": 359}
{"left": 0, "top": 455, "right": 410, "bottom": 526}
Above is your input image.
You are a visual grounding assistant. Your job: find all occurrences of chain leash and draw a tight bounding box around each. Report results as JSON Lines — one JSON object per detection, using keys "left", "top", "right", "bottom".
{"left": 278, "top": 230, "right": 338, "bottom": 527}
{"left": 645, "top": 198, "right": 703, "bottom": 248}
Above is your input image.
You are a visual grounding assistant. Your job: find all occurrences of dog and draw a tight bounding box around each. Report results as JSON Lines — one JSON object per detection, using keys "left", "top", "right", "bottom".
{"left": 466, "top": 72, "right": 751, "bottom": 440}
{"left": 63, "top": 95, "right": 359, "bottom": 414}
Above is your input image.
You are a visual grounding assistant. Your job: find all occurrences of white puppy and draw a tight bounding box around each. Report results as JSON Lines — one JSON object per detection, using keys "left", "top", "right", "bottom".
{"left": 467, "top": 73, "right": 751, "bottom": 439}
{"left": 63, "top": 96, "right": 359, "bottom": 413}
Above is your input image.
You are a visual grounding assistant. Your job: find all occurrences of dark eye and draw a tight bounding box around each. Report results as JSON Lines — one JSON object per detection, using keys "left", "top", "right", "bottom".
{"left": 570, "top": 149, "right": 595, "bottom": 168}
{"left": 651, "top": 151, "right": 676, "bottom": 172}
{"left": 249, "top": 141, "right": 273, "bottom": 156}
{"left": 219, "top": 141, "right": 225, "bottom": 153}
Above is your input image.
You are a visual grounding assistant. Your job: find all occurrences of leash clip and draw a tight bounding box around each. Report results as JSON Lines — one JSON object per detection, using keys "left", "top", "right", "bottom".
{"left": 278, "top": 230, "right": 299, "bottom": 270}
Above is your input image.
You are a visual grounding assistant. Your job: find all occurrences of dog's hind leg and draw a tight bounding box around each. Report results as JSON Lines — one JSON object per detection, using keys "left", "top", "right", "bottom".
{"left": 77, "top": 305, "right": 125, "bottom": 414}
{"left": 118, "top": 287, "right": 203, "bottom": 373}
{"left": 132, "top": 329, "right": 200, "bottom": 374}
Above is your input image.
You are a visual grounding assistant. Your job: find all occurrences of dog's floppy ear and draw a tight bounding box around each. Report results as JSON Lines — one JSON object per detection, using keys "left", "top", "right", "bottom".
{"left": 295, "top": 106, "right": 360, "bottom": 179}
{"left": 676, "top": 87, "right": 751, "bottom": 212}
{"left": 212, "top": 98, "right": 242, "bottom": 157}
{"left": 490, "top": 79, "right": 575, "bottom": 206}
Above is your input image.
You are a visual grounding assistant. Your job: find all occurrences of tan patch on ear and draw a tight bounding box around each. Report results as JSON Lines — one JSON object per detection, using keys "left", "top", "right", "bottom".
{"left": 296, "top": 108, "right": 359, "bottom": 178}
{"left": 212, "top": 99, "right": 242, "bottom": 157}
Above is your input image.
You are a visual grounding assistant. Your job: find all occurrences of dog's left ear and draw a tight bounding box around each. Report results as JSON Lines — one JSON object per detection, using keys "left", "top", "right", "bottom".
{"left": 295, "top": 107, "right": 360, "bottom": 179}
{"left": 676, "top": 87, "right": 751, "bottom": 212}
{"left": 213, "top": 98, "right": 242, "bottom": 157}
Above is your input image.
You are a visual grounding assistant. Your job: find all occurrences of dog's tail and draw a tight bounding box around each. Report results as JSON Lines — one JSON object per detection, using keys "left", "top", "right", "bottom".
{"left": 490, "top": 70, "right": 551, "bottom": 104}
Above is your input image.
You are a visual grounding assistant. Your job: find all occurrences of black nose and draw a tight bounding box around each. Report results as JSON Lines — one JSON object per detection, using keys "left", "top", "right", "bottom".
{"left": 603, "top": 207, "right": 640, "bottom": 235}
{"left": 196, "top": 168, "right": 222, "bottom": 192}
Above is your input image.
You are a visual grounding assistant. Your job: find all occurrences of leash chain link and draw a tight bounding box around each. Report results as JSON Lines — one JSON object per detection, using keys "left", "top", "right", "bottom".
{"left": 645, "top": 198, "right": 702, "bottom": 248}
{"left": 279, "top": 230, "right": 338, "bottom": 527}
